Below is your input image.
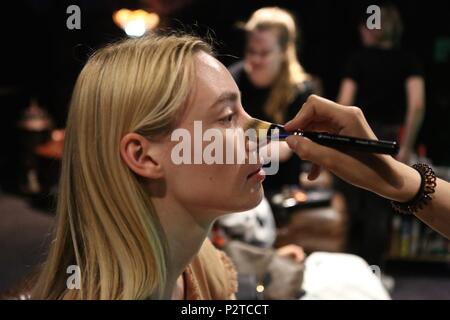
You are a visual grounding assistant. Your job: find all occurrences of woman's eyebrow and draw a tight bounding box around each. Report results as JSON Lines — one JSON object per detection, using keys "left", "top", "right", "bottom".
{"left": 209, "top": 92, "right": 240, "bottom": 110}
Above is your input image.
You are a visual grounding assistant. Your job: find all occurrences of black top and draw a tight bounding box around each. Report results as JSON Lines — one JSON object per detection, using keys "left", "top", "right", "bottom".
{"left": 343, "top": 47, "right": 424, "bottom": 126}
{"left": 229, "top": 61, "right": 315, "bottom": 192}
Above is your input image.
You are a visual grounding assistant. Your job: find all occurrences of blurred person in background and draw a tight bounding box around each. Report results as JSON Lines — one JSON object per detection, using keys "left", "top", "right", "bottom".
{"left": 229, "top": 7, "right": 319, "bottom": 194}
{"left": 338, "top": 3, "right": 425, "bottom": 163}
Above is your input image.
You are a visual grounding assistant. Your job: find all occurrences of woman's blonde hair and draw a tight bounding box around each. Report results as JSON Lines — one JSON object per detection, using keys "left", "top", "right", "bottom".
{"left": 244, "top": 7, "right": 309, "bottom": 123}
{"left": 31, "top": 34, "right": 211, "bottom": 299}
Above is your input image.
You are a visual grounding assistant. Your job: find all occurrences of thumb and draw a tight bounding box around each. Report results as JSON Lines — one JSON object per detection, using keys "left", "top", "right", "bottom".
{"left": 285, "top": 136, "right": 321, "bottom": 180}
{"left": 285, "top": 135, "right": 316, "bottom": 161}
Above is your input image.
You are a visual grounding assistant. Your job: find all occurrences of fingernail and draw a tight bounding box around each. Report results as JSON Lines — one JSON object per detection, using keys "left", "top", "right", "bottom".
{"left": 285, "top": 120, "right": 293, "bottom": 127}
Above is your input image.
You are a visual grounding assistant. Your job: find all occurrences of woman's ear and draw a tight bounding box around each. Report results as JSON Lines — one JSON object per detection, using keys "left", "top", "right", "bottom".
{"left": 120, "top": 133, "right": 164, "bottom": 179}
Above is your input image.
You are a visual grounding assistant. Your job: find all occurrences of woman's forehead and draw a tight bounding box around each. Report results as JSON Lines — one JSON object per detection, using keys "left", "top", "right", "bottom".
{"left": 193, "top": 52, "right": 238, "bottom": 98}
{"left": 195, "top": 51, "right": 223, "bottom": 73}
{"left": 247, "top": 30, "right": 280, "bottom": 50}
{"left": 183, "top": 52, "right": 239, "bottom": 118}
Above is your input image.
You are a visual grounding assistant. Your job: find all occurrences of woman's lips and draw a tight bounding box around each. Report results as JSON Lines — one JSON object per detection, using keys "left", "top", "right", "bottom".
{"left": 247, "top": 167, "right": 266, "bottom": 182}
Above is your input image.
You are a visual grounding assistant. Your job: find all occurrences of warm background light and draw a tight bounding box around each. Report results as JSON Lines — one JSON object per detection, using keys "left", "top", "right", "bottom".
{"left": 113, "top": 9, "right": 160, "bottom": 37}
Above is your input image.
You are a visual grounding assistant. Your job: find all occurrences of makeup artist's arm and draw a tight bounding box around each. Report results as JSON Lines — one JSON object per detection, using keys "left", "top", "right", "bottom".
{"left": 284, "top": 95, "right": 450, "bottom": 239}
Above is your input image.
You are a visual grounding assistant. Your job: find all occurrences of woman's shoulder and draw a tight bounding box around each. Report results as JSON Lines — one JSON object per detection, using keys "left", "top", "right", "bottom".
{"left": 184, "top": 238, "right": 237, "bottom": 300}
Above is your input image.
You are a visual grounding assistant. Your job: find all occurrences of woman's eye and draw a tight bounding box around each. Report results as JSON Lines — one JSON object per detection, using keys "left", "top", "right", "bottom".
{"left": 219, "top": 113, "right": 235, "bottom": 125}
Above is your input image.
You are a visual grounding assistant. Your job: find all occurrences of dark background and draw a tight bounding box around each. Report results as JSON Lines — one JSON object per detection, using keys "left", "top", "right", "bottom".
{"left": 1, "top": 0, "right": 450, "bottom": 165}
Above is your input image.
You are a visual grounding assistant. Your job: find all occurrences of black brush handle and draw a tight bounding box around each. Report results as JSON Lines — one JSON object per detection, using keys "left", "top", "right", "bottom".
{"left": 270, "top": 124, "right": 399, "bottom": 155}
{"left": 300, "top": 131, "right": 399, "bottom": 155}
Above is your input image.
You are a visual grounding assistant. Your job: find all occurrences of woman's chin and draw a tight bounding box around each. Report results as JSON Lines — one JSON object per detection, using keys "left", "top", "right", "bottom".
{"left": 239, "top": 185, "right": 264, "bottom": 211}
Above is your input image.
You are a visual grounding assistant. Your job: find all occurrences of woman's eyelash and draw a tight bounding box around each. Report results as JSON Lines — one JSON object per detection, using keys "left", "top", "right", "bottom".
{"left": 220, "top": 113, "right": 235, "bottom": 123}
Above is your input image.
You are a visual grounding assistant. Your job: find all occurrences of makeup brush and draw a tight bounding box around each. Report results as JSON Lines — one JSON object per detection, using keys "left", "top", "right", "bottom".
{"left": 246, "top": 118, "right": 399, "bottom": 155}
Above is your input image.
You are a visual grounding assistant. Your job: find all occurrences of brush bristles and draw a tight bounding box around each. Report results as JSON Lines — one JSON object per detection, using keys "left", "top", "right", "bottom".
{"left": 245, "top": 118, "right": 287, "bottom": 141}
{"left": 245, "top": 118, "right": 273, "bottom": 131}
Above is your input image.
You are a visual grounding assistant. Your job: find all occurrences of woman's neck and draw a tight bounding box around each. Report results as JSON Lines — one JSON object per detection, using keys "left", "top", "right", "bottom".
{"left": 151, "top": 195, "right": 213, "bottom": 299}
{"left": 367, "top": 40, "right": 394, "bottom": 50}
{"left": 244, "top": 64, "right": 276, "bottom": 88}
{"left": 249, "top": 73, "right": 275, "bottom": 88}
{"left": 379, "top": 41, "right": 394, "bottom": 49}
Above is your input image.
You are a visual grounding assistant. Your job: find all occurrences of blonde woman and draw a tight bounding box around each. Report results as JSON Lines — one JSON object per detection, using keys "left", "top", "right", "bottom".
{"left": 28, "top": 34, "right": 268, "bottom": 299}
{"left": 229, "top": 7, "right": 317, "bottom": 192}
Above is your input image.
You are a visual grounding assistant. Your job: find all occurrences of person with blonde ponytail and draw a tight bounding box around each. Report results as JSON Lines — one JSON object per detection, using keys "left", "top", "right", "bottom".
{"left": 229, "top": 7, "right": 318, "bottom": 192}
{"left": 27, "top": 33, "right": 269, "bottom": 299}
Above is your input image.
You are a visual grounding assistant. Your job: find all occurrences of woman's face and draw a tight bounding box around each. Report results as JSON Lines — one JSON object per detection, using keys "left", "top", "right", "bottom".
{"left": 244, "top": 29, "right": 284, "bottom": 87}
{"left": 359, "top": 25, "right": 384, "bottom": 47}
{"left": 157, "top": 51, "right": 266, "bottom": 222}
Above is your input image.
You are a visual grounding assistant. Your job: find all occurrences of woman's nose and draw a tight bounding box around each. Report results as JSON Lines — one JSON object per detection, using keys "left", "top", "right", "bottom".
{"left": 241, "top": 113, "right": 271, "bottom": 149}
{"left": 247, "top": 53, "right": 261, "bottom": 65}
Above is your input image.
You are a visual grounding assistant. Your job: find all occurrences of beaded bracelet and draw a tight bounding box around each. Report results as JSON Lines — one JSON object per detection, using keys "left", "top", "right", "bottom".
{"left": 391, "top": 163, "right": 437, "bottom": 215}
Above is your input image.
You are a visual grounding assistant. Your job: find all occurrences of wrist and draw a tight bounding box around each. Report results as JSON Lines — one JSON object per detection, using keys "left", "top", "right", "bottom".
{"left": 391, "top": 163, "right": 437, "bottom": 215}
{"left": 390, "top": 160, "right": 422, "bottom": 202}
